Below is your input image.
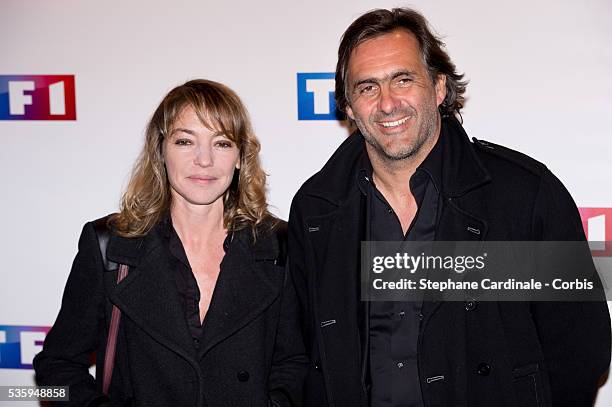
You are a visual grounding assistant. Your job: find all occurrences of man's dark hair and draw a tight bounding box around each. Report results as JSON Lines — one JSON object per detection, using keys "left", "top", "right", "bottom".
{"left": 335, "top": 8, "right": 467, "bottom": 118}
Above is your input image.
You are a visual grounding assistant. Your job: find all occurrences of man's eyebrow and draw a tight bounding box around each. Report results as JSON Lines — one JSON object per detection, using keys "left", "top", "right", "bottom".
{"left": 352, "top": 77, "right": 379, "bottom": 89}
{"left": 351, "top": 70, "right": 416, "bottom": 90}
{"left": 390, "top": 69, "right": 415, "bottom": 80}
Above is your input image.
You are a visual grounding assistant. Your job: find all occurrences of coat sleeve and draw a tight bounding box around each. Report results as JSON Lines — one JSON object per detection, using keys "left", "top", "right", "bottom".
{"left": 267, "top": 219, "right": 309, "bottom": 407}
{"left": 268, "top": 264, "right": 308, "bottom": 407}
{"left": 530, "top": 168, "right": 611, "bottom": 407}
{"left": 33, "top": 222, "right": 110, "bottom": 407}
{"left": 287, "top": 192, "right": 312, "bottom": 351}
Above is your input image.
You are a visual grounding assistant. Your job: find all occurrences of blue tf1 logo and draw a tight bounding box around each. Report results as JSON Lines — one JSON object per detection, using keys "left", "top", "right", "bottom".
{"left": 297, "top": 73, "right": 343, "bottom": 120}
{"left": 0, "top": 325, "right": 49, "bottom": 369}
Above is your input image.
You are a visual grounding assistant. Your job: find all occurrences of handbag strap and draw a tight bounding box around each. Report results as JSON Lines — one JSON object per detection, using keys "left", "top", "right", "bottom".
{"left": 102, "top": 264, "right": 128, "bottom": 395}
{"left": 92, "top": 217, "right": 128, "bottom": 395}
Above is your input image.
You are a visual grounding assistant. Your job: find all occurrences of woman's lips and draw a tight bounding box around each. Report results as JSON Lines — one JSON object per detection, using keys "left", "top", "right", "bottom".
{"left": 188, "top": 175, "right": 217, "bottom": 183}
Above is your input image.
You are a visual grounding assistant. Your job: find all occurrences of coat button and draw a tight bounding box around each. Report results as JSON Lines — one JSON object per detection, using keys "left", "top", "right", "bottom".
{"left": 476, "top": 363, "right": 491, "bottom": 376}
{"left": 314, "top": 360, "right": 321, "bottom": 370}
{"left": 465, "top": 300, "right": 477, "bottom": 311}
{"left": 237, "top": 370, "right": 250, "bottom": 382}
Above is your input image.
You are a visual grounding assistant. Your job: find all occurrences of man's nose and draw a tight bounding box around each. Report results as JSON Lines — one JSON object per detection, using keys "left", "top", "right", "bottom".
{"left": 377, "top": 85, "right": 400, "bottom": 115}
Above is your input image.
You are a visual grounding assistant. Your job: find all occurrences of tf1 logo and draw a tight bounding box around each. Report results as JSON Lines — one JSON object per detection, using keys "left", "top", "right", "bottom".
{"left": 297, "top": 72, "right": 343, "bottom": 120}
{"left": 0, "top": 75, "right": 76, "bottom": 120}
{"left": 0, "top": 325, "right": 50, "bottom": 369}
{"left": 579, "top": 208, "right": 612, "bottom": 256}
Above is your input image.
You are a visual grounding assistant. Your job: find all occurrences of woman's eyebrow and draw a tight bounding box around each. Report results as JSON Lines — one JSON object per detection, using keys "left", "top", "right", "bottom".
{"left": 170, "top": 127, "right": 196, "bottom": 136}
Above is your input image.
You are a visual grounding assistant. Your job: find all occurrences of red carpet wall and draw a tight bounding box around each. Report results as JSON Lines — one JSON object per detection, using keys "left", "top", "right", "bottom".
{"left": 1, "top": 1, "right": 610, "bottom": 405}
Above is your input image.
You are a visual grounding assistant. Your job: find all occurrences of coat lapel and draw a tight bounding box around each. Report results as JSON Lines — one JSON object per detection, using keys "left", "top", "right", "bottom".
{"left": 420, "top": 198, "right": 488, "bottom": 325}
{"left": 306, "top": 199, "right": 362, "bottom": 324}
{"left": 106, "top": 231, "right": 197, "bottom": 361}
{"left": 105, "top": 224, "right": 282, "bottom": 361}
{"left": 300, "top": 117, "right": 495, "bottom": 399}
{"left": 198, "top": 231, "right": 282, "bottom": 356}
{"left": 305, "top": 189, "right": 367, "bottom": 400}
{"left": 419, "top": 117, "right": 491, "bottom": 322}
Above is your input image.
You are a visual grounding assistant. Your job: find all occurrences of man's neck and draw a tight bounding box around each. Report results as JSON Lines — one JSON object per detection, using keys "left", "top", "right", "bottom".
{"left": 367, "top": 131, "right": 439, "bottom": 201}
{"left": 367, "top": 129, "right": 440, "bottom": 235}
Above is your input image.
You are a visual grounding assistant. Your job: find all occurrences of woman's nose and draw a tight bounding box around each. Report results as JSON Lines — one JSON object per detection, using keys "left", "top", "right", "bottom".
{"left": 194, "top": 145, "right": 213, "bottom": 167}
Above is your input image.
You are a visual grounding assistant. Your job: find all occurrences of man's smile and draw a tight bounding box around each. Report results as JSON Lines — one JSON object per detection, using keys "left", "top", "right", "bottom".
{"left": 379, "top": 116, "right": 410, "bottom": 128}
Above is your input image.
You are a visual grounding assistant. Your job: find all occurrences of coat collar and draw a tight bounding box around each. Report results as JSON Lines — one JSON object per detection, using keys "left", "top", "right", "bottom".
{"left": 105, "top": 220, "right": 281, "bottom": 267}
{"left": 301, "top": 116, "right": 491, "bottom": 205}
{"left": 104, "top": 221, "right": 283, "bottom": 360}
{"left": 300, "top": 117, "right": 491, "bottom": 381}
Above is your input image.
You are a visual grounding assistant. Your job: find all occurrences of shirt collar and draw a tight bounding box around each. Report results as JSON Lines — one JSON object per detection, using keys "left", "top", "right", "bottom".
{"left": 157, "top": 212, "right": 235, "bottom": 254}
{"left": 357, "top": 133, "right": 444, "bottom": 195}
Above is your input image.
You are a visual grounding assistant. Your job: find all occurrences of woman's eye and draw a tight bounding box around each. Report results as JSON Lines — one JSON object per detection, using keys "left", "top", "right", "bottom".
{"left": 215, "top": 140, "right": 233, "bottom": 148}
{"left": 175, "top": 139, "right": 192, "bottom": 146}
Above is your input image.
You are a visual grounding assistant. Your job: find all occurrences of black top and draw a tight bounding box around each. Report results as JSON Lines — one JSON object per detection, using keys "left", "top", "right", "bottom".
{"left": 358, "top": 136, "right": 443, "bottom": 407}
{"left": 158, "top": 217, "right": 232, "bottom": 350}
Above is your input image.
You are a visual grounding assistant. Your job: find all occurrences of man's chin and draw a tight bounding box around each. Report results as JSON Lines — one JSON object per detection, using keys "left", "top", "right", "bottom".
{"left": 372, "top": 144, "right": 417, "bottom": 161}
{"left": 383, "top": 149, "right": 416, "bottom": 161}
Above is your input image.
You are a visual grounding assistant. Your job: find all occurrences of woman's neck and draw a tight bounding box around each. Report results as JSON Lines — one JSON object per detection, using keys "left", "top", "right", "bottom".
{"left": 170, "top": 198, "right": 226, "bottom": 247}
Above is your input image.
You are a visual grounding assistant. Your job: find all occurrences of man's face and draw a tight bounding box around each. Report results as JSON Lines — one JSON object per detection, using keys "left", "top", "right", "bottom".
{"left": 345, "top": 29, "right": 446, "bottom": 162}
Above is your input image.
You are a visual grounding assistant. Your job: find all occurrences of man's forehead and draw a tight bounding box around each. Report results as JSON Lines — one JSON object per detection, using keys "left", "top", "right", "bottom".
{"left": 353, "top": 29, "right": 419, "bottom": 55}
{"left": 347, "top": 29, "right": 423, "bottom": 81}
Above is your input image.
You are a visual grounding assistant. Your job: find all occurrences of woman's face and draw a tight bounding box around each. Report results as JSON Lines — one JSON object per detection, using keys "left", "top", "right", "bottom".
{"left": 164, "top": 105, "right": 240, "bottom": 209}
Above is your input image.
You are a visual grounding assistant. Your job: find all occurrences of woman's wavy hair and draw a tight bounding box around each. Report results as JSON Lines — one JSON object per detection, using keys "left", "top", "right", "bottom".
{"left": 110, "top": 79, "right": 272, "bottom": 237}
{"left": 335, "top": 8, "right": 468, "bottom": 119}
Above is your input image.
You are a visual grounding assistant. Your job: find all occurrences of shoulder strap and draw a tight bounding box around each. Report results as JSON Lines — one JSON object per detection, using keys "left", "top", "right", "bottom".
{"left": 91, "top": 216, "right": 127, "bottom": 395}
{"left": 273, "top": 221, "right": 288, "bottom": 267}
{"left": 92, "top": 217, "right": 118, "bottom": 272}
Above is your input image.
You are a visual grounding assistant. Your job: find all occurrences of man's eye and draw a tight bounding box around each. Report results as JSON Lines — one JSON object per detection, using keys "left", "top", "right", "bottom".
{"left": 360, "top": 85, "right": 376, "bottom": 94}
{"left": 175, "top": 139, "right": 192, "bottom": 146}
{"left": 394, "top": 76, "right": 414, "bottom": 87}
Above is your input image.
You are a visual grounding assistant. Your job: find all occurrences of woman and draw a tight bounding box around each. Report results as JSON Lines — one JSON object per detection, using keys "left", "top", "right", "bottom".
{"left": 34, "top": 80, "right": 306, "bottom": 407}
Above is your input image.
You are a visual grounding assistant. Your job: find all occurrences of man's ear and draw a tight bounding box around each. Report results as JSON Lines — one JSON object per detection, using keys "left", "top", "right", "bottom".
{"left": 346, "top": 105, "right": 355, "bottom": 121}
{"left": 435, "top": 74, "right": 447, "bottom": 107}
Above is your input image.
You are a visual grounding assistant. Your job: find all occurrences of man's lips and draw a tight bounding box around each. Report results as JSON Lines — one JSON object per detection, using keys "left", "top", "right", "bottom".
{"left": 378, "top": 116, "right": 410, "bottom": 128}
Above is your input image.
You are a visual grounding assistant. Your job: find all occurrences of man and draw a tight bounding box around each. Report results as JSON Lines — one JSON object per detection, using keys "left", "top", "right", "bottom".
{"left": 288, "top": 8, "right": 610, "bottom": 407}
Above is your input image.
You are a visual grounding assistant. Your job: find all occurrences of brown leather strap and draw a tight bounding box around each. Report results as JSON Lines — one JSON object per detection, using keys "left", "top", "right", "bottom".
{"left": 102, "top": 263, "right": 129, "bottom": 395}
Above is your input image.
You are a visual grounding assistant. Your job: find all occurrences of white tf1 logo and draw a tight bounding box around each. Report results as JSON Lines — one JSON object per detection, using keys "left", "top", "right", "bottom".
{"left": 9, "top": 81, "right": 64, "bottom": 115}
{"left": 297, "top": 72, "right": 341, "bottom": 120}
{"left": 579, "top": 208, "right": 611, "bottom": 255}
{"left": 0, "top": 325, "right": 49, "bottom": 369}
{"left": 0, "top": 75, "right": 76, "bottom": 120}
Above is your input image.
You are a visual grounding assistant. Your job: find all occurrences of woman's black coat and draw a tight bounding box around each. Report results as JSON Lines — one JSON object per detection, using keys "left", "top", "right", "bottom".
{"left": 34, "top": 217, "right": 306, "bottom": 407}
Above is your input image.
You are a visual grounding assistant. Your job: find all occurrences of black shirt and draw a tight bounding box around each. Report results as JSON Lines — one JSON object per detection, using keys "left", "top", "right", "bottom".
{"left": 358, "top": 136, "right": 443, "bottom": 407}
{"left": 158, "top": 217, "right": 231, "bottom": 350}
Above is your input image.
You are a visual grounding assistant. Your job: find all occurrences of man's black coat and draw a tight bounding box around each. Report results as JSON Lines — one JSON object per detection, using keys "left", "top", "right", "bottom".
{"left": 288, "top": 116, "right": 611, "bottom": 407}
{"left": 34, "top": 218, "right": 306, "bottom": 407}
